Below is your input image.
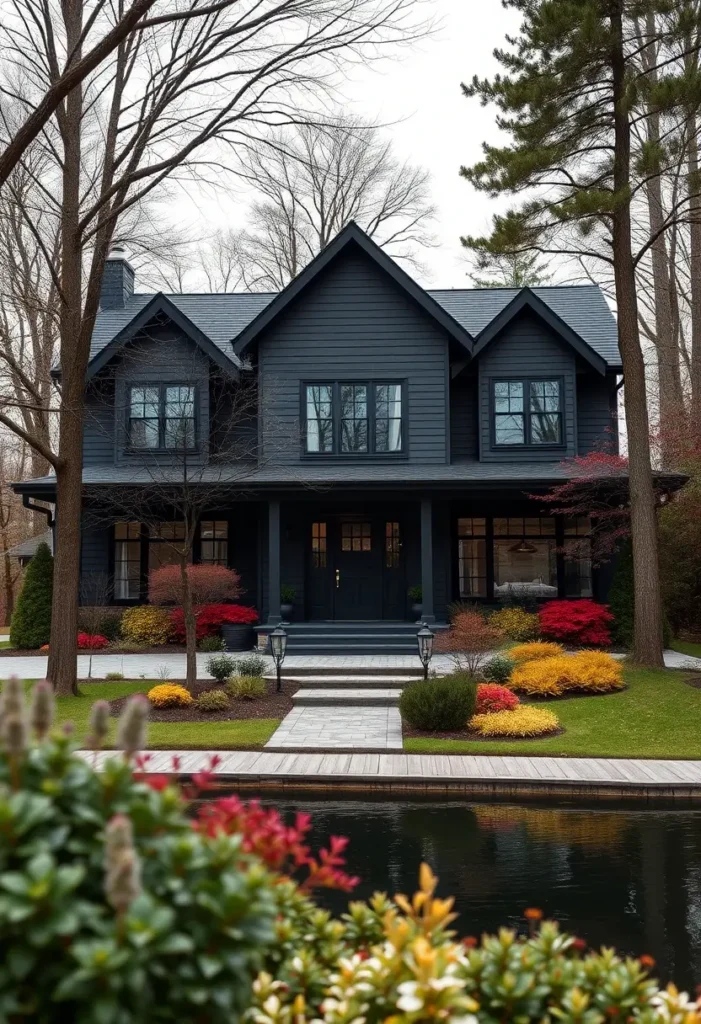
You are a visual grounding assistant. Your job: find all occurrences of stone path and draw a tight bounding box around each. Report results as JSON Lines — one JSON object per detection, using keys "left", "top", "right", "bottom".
{"left": 264, "top": 706, "right": 404, "bottom": 751}
{"left": 76, "top": 748, "right": 701, "bottom": 797}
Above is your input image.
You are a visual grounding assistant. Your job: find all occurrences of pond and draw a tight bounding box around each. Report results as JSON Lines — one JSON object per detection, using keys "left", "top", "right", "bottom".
{"left": 264, "top": 795, "right": 701, "bottom": 990}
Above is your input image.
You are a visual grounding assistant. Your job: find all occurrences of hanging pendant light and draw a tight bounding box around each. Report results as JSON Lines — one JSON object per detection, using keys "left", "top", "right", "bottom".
{"left": 509, "top": 539, "right": 538, "bottom": 554}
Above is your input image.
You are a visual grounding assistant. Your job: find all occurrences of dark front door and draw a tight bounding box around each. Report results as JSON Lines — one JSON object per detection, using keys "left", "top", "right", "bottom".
{"left": 334, "top": 520, "right": 383, "bottom": 619}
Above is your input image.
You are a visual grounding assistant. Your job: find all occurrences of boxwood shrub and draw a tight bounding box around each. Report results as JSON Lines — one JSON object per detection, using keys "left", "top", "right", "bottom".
{"left": 399, "top": 672, "right": 477, "bottom": 731}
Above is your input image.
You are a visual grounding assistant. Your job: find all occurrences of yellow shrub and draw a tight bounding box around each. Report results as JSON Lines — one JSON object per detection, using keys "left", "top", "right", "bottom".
{"left": 147, "top": 683, "right": 193, "bottom": 708}
{"left": 471, "top": 705, "right": 560, "bottom": 737}
{"left": 510, "top": 641, "right": 565, "bottom": 664}
{"left": 509, "top": 656, "right": 570, "bottom": 696}
{"left": 121, "top": 605, "right": 173, "bottom": 646}
{"left": 565, "top": 650, "right": 624, "bottom": 692}
{"left": 490, "top": 607, "right": 540, "bottom": 642}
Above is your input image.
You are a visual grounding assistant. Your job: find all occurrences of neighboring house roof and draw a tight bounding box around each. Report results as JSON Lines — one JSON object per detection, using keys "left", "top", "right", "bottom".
{"left": 85, "top": 224, "right": 622, "bottom": 375}
{"left": 16, "top": 462, "right": 684, "bottom": 494}
{"left": 6, "top": 529, "right": 52, "bottom": 562}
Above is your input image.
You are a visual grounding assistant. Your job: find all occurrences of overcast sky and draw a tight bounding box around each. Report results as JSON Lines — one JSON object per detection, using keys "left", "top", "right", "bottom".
{"left": 176, "top": 0, "right": 521, "bottom": 291}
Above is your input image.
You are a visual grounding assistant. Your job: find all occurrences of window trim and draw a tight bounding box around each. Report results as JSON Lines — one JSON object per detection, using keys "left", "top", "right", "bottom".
{"left": 125, "top": 381, "right": 199, "bottom": 453}
{"left": 489, "top": 376, "right": 565, "bottom": 450}
{"left": 301, "top": 380, "right": 407, "bottom": 458}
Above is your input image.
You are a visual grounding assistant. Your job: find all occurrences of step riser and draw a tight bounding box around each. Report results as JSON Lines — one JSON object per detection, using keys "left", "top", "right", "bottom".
{"left": 265, "top": 666, "right": 424, "bottom": 678}
{"left": 260, "top": 624, "right": 426, "bottom": 635}
{"left": 285, "top": 646, "right": 419, "bottom": 656}
{"left": 293, "top": 697, "right": 399, "bottom": 707}
{"left": 284, "top": 679, "right": 416, "bottom": 689}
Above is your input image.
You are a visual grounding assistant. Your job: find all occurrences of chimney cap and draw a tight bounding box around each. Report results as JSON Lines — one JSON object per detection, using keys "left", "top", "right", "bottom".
{"left": 107, "top": 243, "right": 129, "bottom": 261}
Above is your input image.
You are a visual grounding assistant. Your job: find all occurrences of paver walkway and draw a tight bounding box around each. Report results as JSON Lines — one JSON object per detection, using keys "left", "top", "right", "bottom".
{"left": 265, "top": 706, "right": 404, "bottom": 751}
{"left": 76, "top": 748, "right": 701, "bottom": 796}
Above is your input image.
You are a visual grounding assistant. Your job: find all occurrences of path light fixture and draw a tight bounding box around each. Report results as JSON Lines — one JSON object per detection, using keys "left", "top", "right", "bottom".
{"left": 270, "top": 626, "right": 288, "bottom": 692}
{"left": 417, "top": 625, "right": 434, "bottom": 681}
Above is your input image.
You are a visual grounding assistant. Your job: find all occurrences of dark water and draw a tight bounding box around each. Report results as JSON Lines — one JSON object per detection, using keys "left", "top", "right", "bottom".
{"left": 263, "top": 795, "right": 701, "bottom": 991}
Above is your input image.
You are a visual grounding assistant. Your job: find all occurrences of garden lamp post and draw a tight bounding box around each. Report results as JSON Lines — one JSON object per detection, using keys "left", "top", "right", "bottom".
{"left": 417, "top": 625, "right": 434, "bottom": 681}
{"left": 270, "top": 626, "right": 288, "bottom": 692}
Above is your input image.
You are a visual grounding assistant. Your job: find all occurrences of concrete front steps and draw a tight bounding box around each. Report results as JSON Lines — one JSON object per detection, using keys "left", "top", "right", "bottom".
{"left": 261, "top": 622, "right": 439, "bottom": 657}
{"left": 293, "top": 688, "right": 402, "bottom": 707}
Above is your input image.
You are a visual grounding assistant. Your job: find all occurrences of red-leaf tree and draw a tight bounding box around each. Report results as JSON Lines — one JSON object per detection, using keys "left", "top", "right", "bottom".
{"left": 150, "top": 565, "right": 242, "bottom": 688}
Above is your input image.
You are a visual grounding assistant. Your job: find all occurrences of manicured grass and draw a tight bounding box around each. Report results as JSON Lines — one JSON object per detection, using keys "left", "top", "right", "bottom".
{"left": 31, "top": 680, "right": 280, "bottom": 750}
{"left": 404, "top": 665, "right": 701, "bottom": 759}
{"left": 672, "top": 639, "right": 701, "bottom": 660}
{"left": 0, "top": 640, "right": 14, "bottom": 649}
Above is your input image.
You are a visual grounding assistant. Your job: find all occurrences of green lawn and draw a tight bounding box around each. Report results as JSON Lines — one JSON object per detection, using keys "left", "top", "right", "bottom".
{"left": 46, "top": 681, "right": 280, "bottom": 750}
{"left": 671, "top": 639, "right": 701, "bottom": 660}
{"left": 405, "top": 665, "right": 701, "bottom": 759}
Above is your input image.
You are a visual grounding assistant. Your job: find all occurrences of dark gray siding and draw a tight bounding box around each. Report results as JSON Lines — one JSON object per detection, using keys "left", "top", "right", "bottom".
{"left": 84, "top": 381, "right": 115, "bottom": 464}
{"left": 477, "top": 310, "right": 577, "bottom": 462}
{"left": 450, "top": 372, "right": 478, "bottom": 459}
{"left": 79, "top": 520, "right": 110, "bottom": 603}
{"left": 577, "top": 371, "right": 618, "bottom": 454}
{"left": 258, "top": 247, "right": 450, "bottom": 465}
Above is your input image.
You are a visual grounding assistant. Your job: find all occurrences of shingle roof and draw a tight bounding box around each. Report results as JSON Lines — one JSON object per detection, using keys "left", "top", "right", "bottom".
{"left": 6, "top": 529, "right": 52, "bottom": 560}
{"left": 89, "top": 283, "right": 621, "bottom": 370}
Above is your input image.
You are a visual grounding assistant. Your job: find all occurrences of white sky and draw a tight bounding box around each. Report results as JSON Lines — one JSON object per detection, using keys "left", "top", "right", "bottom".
{"left": 178, "top": 0, "right": 521, "bottom": 290}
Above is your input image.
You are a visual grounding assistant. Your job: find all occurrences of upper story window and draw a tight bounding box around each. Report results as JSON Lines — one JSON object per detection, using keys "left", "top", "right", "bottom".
{"left": 305, "top": 381, "right": 404, "bottom": 455}
{"left": 128, "top": 384, "right": 196, "bottom": 450}
{"left": 493, "top": 379, "right": 563, "bottom": 446}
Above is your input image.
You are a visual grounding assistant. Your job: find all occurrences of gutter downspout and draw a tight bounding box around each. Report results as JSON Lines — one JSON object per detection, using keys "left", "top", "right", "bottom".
{"left": 22, "top": 494, "right": 56, "bottom": 553}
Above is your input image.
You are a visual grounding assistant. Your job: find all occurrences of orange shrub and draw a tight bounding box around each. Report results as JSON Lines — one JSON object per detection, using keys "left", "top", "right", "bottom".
{"left": 510, "top": 641, "right": 565, "bottom": 664}
{"left": 565, "top": 650, "right": 624, "bottom": 693}
{"left": 510, "top": 650, "right": 624, "bottom": 697}
{"left": 509, "top": 656, "right": 570, "bottom": 696}
{"left": 147, "top": 683, "right": 193, "bottom": 708}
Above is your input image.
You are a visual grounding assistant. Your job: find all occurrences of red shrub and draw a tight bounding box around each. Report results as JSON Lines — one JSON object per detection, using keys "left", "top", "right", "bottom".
{"left": 149, "top": 564, "right": 243, "bottom": 606}
{"left": 434, "top": 610, "right": 504, "bottom": 677}
{"left": 170, "top": 603, "right": 259, "bottom": 642}
{"left": 476, "top": 683, "right": 519, "bottom": 715}
{"left": 77, "top": 632, "right": 109, "bottom": 650}
{"left": 538, "top": 599, "right": 613, "bottom": 647}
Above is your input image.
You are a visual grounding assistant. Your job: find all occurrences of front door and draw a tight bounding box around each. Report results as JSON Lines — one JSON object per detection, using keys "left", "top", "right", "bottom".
{"left": 306, "top": 515, "right": 404, "bottom": 620}
{"left": 334, "top": 520, "right": 382, "bottom": 619}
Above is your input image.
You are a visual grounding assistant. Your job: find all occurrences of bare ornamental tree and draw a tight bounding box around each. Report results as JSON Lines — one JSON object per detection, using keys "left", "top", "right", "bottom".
{"left": 0, "top": 0, "right": 427, "bottom": 695}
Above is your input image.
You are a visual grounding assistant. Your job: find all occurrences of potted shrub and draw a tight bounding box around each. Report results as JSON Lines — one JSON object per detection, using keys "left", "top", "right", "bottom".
{"left": 408, "top": 584, "right": 423, "bottom": 621}
{"left": 217, "top": 605, "right": 259, "bottom": 651}
{"left": 280, "top": 584, "right": 296, "bottom": 622}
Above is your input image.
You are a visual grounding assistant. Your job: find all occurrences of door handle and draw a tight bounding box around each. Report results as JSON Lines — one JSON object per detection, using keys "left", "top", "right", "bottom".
{"left": 335, "top": 568, "right": 340, "bottom": 589}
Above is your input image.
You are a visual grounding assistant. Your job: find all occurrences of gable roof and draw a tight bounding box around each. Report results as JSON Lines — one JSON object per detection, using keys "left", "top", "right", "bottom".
{"left": 231, "top": 222, "right": 475, "bottom": 356}
{"left": 85, "top": 228, "right": 622, "bottom": 376}
{"left": 469, "top": 288, "right": 608, "bottom": 374}
{"left": 86, "top": 293, "right": 251, "bottom": 379}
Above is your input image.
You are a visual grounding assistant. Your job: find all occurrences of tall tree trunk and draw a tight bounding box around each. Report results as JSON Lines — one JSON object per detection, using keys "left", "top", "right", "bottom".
{"left": 47, "top": 0, "right": 84, "bottom": 696}
{"left": 179, "top": 558, "right": 197, "bottom": 692}
{"left": 610, "top": 1, "right": 664, "bottom": 667}
{"left": 643, "top": 14, "right": 685, "bottom": 456}
{"left": 688, "top": 114, "right": 701, "bottom": 437}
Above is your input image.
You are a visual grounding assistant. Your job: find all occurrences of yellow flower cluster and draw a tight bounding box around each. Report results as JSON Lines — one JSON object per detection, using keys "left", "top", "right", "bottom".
{"left": 121, "top": 605, "right": 173, "bottom": 646}
{"left": 490, "top": 607, "right": 540, "bottom": 641}
{"left": 510, "top": 641, "right": 565, "bottom": 664}
{"left": 510, "top": 650, "right": 624, "bottom": 697}
{"left": 470, "top": 705, "right": 560, "bottom": 737}
{"left": 147, "top": 683, "right": 193, "bottom": 707}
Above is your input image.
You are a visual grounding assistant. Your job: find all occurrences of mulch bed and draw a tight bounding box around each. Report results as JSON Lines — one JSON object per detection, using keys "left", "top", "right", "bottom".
{"left": 107, "top": 680, "right": 295, "bottom": 721}
{"left": 685, "top": 674, "right": 701, "bottom": 690}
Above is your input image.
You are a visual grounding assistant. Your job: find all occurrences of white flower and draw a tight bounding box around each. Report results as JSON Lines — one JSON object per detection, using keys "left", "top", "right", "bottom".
{"left": 262, "top": 996, "right": 280, "bottom": 1015}
{"left": 397, "top": 982, "right": 423, "bottom": 1013}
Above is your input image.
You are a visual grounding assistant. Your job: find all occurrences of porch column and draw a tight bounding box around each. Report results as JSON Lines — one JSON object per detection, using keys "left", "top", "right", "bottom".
{"left": 420, "top": 498, "right": 435, "bottom": 623}
{"left": 267, "top": 499, "right": 281, "bottom": 624}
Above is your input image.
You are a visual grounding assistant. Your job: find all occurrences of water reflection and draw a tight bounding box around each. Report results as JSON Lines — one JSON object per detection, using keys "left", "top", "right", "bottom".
{"left": 262, "top": 796, "right": 701, "bottom": 990}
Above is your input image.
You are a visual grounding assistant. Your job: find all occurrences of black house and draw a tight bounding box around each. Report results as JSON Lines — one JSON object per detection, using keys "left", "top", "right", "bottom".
{"left": 14, "top": 224, "right": 625, "bottom": 645}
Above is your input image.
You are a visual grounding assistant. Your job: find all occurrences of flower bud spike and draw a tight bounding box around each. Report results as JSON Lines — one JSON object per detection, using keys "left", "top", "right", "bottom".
{"left": 30, "top": 681, "right": 54, "bottom": 740}
{"left": 116, "top": 694, "right": 149, "bottom": 760}
{"left": 88, "top": 700, "right": 110, "bottom": 750}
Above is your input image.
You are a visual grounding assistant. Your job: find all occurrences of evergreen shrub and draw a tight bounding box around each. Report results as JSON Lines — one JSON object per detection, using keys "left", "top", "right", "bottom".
{"left": 195, "top": 688, "right": 231, "bottom": 712}
{"left": 399, "top": 673, "right": 477, "bottom": 731}
{"left": 481, "top": 653, "right": 515, "bottom": 684}
{"left": 10, "top": 541, "right": 53, "bottom": 649}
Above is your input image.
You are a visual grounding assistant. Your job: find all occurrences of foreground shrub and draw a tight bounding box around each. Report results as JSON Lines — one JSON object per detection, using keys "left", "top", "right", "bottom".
{"left": 510, "top": 651, "right": 624, "bottom": 697}
{"left": 234, "top": 652, "right": 268, "bottom": 677}
{"left": 77, "top": 631, "right": 109, "bottom": 650}
{"left": 147, "top": 682, "right": 193, "bottom": 707}
{"left": 170, "top": 602, "right": 259, "bottom": 642}
{"left": 475, "top": 682, "right": 519, "bottom": 715}
{"left": 121, "top": 605, "right": 173, "bottom": 646}
{"left": 434, "top": 611, "right": 503, "bottom": 677}
{"left": 470, "top": 705, "right": 561, "bottom": 737}
{"left": 490, "top": 606, "right": 540, "bottom": 641}
{"left": 510, "top": 640, "right": 565, "bottom": 664}
{"left": 539, "top": 598, "right": 614, "bottom": 646}
{"left": 205, "top": 653, "right": 238, "bottom": 682}
{"left": 10, "top": 540, "right": 53, "bottom": 649}
{"left": 228, "top": 675, "right": 267, "bottom": 700}
{"left": 78, "top": 606, "right": 123, "bottom": 641}
{"left": 399, "top": 673, "right": 477, "bottom": 730}
{"left": 199, "top": 634, "right": 226, "bottom": 652}
{"left": 481, "top": 652, "right": 515, "bottom": 684}
{"left": 195, "top": 688, "right": 231, "bottom": 712}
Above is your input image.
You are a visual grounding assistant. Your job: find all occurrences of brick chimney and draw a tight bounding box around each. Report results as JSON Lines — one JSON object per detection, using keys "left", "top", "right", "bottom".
{"left": 99, "top": 244, "right": 135, "bottom": 309}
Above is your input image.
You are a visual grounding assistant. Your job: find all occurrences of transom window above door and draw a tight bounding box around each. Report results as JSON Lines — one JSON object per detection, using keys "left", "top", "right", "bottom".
{"left": 492, "top": 379, "right": 563, "bottom": 446}
{"left": 304, "top": 382, "right": 404, "bottom": 455}
{"left": 128, "top": 383, "right": 196, "bottom": 451}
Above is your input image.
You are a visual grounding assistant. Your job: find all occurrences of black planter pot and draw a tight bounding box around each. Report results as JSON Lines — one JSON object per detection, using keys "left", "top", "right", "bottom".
{"left": 221, "top": 624, "right": 254, "bottom": 652}
{"left": 411, "top": 602, "right": 423, "bottom": 622}
{"left": 280, "top": 602, "right": 294, "bottom": 622}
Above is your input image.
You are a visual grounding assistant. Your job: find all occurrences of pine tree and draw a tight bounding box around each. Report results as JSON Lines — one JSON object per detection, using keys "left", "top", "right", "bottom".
{"left": 460, "top": 0, "right": 701, "bottom": 666}
{"left": 10, "top": 542, "right": 54, "bottom": 650}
